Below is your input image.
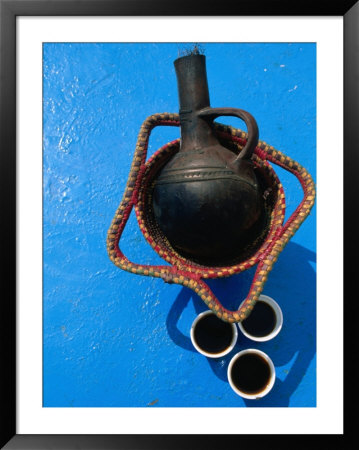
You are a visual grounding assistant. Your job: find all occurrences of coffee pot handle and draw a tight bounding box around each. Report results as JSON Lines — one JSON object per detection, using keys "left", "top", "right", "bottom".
{"left": 198, "top": 107, "right": 259, "bottom": 160}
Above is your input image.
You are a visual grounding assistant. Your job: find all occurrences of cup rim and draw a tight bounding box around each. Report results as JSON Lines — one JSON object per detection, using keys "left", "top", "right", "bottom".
{"left": 227, "top": 349, "right": 276, "bottom": 399}
{"left": 237, "top": 294, "right": 283, "bottom": 342}
{"left": 190, "top": 310, "right": 238, "bottom": 358}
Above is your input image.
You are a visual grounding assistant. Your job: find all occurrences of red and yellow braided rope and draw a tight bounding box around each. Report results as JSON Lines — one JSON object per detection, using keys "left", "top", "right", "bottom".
{"left": 107, "top": 113, "right": 315, "bottom": 323}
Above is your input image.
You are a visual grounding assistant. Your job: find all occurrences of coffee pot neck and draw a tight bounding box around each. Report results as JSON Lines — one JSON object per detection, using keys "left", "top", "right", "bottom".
{"left": 174, "top": 54, "right": 220, "bottom": 151}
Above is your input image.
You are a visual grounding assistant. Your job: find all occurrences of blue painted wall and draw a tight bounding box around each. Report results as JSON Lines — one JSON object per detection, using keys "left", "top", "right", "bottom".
{"left": 43, "top": 43, "right": 316, "bottom": 407}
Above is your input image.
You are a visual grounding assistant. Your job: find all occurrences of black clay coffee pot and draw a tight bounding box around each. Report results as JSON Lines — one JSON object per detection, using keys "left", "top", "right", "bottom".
{"left": 152, "top": 53, "right": 267, "bottom": 267}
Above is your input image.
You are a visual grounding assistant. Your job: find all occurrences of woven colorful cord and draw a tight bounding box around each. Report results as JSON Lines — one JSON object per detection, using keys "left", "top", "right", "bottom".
{"left": 107, "top": 113, "right": 315, "bottom": 323}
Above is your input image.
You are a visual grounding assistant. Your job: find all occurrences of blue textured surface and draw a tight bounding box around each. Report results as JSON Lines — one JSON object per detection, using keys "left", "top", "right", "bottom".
{"left": 43, "top": 43, "right": 316, "bottom": 407}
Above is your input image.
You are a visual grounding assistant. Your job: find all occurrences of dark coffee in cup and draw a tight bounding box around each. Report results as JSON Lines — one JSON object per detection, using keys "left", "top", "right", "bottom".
{"left": 191, "top": 311, "right": 238, "bottom": 357}
{"left": 238, "top": 295, "right": 283, "bottom": 342}
{"left": 227, "top": 349, "right": 275, "bottom": 399}
{"left": 241, "top": 300, "right": 276, "bottom": 337}
{"left": 230, "top": 352, "right": 271, "bottom": 395}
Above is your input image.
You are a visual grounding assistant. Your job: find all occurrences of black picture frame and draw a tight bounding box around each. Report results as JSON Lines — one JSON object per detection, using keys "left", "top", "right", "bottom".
{"left": 1, "top": 1, "right": 357, "bottom": 448}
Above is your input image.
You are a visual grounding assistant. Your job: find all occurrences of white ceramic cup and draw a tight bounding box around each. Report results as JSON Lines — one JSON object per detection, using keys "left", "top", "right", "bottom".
{"left": 227, "top": 349, "right": 276, "bottom": 399}
{"left": 190, "top": 310, "right": 238, "bottom": 358}
{"left": 237, "top": 294, "right": 283, "bottom": 342}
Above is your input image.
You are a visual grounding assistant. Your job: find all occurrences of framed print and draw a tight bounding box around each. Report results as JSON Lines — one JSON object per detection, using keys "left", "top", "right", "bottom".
{"left": 1, "top": 1, "right": 357, "bottom": 448}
